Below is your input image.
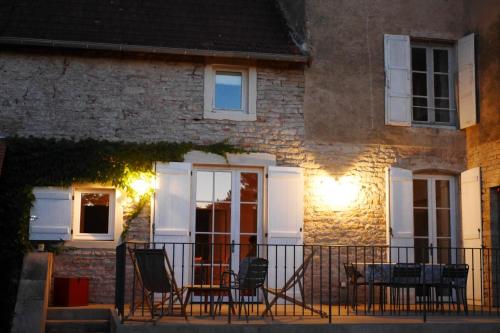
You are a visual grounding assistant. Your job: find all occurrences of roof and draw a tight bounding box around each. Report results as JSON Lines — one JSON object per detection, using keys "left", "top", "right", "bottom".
{"left": 0, "top": 0, "right": 306, "bottom": 62}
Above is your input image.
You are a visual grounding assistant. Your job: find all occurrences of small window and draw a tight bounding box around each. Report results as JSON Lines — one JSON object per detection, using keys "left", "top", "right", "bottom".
{"left": 204, "top": 65, "right": 256, "bottom": 121}
{"left": 411, "top": 44, "right": 456, "bottom": 126}
{"left": 73, "top": 189, "right": 115, "bottom": 240}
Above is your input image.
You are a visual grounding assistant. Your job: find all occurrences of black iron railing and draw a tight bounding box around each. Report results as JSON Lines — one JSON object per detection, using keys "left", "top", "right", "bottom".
{"left": 115, "top": 243, "right": 500, "bottom": 323}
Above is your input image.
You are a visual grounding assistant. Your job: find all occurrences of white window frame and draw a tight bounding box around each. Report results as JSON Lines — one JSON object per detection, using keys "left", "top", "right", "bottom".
{"left": 413, "top": 174, "right": 457, "bottom": 263}
{"left": 411, "top": 43, "right": 457, "bottom": 127}
{"left": 72, "top": 188, "right": 116, "bottom": 241}
{"left": 204, "top": 64, "right": 257, "bottom": 121}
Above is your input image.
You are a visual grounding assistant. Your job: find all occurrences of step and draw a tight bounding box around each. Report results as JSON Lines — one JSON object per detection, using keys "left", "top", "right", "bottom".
{"left": 47, "top": 307, "right": 111, "bottom": 320}
{"left": 45, "top": 319, "right": 109, "bottom": 333}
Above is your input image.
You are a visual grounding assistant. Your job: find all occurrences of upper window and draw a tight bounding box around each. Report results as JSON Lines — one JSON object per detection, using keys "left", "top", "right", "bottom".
{"left": 411, "top": 45, "right": 456, "bottom": 126}
{"left": 73, "top": 188, "right": 115, "bottom": 240}
{"left": 204, "top": 65, "right": 256, "bottom": 121}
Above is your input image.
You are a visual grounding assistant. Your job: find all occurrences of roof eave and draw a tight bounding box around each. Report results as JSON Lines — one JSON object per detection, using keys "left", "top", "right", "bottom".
{"left": 0, "top": 37, "right": 309, "bottom": 63}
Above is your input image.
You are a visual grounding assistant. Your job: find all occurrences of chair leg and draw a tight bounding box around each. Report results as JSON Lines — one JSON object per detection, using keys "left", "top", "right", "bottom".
{"left": 262, "top": 287, "right": 274, "bottom": 320}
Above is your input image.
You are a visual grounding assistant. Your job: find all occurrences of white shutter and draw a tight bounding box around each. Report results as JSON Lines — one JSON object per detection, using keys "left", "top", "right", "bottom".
{"left": 266, "top": 166, "right": 304, "bottom": 298}
{"left": 384, "top": 34, "right": 412, "bottom": 126}
{"left": 458, "top": 33, "right": 477, "bottom": 129}
{"left": 461, "top": 167, "right": 483, "bottom": 303}
{"left": 153, "top": 162, "right": 192, "bottom": 286}
{"left": 386, "top": 167, "right": 414, "bottom": 262}
{"left": 29, "top": 187, "right": 72, "bottom": 241}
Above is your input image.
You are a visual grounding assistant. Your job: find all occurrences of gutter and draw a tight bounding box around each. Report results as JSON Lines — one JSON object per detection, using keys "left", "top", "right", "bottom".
{"left": 0, "top": 36, "right": 309, "bottom": 63}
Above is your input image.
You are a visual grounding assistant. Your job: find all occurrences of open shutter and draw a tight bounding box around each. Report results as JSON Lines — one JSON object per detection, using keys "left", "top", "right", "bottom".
{"left": 29, "top": 187, "right": 72, "bottom": 241}
{"left": 386, "top": 167, "right": 414, "bottom": 262}
{"left": 458, "top": 33, "right": 477, "bottom": 129}
{"left": 266, "top": 166, "right": 304, "bottom": 299}
{"left": 384, "top": 34, "right": 412, "bottom": 126}
{"left": 461, "top": 167, "right": 483, "bottom": 303}
{"left": 154, "top": 162, "right": 191, "bottom": 286}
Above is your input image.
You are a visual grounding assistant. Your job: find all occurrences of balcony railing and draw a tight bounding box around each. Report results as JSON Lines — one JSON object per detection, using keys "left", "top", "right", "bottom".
{"left": 115, "top": 242, "right": 500, "bottom": 323}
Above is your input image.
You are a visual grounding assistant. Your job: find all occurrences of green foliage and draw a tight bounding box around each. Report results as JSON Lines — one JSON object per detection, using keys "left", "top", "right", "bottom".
{"left": 0, "top": 136, "right": 242, "bottom": 331}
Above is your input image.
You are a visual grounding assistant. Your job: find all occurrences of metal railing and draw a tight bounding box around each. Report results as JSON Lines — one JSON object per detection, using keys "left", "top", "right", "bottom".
{"left": 115, "top": 242, "right": 500, "bottom": 323}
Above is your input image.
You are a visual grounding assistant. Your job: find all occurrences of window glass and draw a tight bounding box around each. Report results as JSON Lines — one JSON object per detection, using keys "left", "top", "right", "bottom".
{"left": 215, "top": 72, "right": 242, "bottom": 110}
{"left": 433, "top": 49, "right": 448, "bottom": 73}
{"left": 79, "top": 193, "right": 109, "bottom": 234}
{"left": 412, "top": 48, "right": 427, "bottom": 71}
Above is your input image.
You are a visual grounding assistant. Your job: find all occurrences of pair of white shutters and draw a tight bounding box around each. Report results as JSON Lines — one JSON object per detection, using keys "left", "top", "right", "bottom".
{"left": 385, "top": 33, "right": 477, "bottom": 129}
{"left": 154, "top": 162, "right": 304, "bottom": 289}
{"left": 387, "top": 166, "right": 482, "bottom": 302}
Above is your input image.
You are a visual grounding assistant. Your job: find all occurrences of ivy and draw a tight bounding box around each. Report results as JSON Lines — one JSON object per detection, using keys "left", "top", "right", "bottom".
{"left": 0, "top": 137, "right": 242, "bottom": 331}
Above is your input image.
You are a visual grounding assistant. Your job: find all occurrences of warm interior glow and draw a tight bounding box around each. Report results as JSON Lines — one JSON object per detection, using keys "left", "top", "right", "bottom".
{"left": 313, "top": 175, "right": 361, "bottom": 211}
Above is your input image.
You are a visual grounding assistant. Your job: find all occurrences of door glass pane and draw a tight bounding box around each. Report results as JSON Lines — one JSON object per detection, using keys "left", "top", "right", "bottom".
{"left": 414, "top": 209, "right": 429, "bottom": 237}
{"left": 195, "top": 202, "right": 212, "bottom": 232}
{"left": 196, "top": 171, "right": 213, "bottom": 202}
{"left": 415, "top": 238, "right": 429, "bottom": 263}
{"left": 214, "top": 172, "right": 232, "bottom": 202}
{"left": 240, "top": 203, "right": 257, "bottom": 233}
{"left": 435, "top": 180, "right": 450, "bottom": 208}
{"left": 195, "top": 234, "right": 212, "bottom": 264}
{"left": 436, "top": 209, "right": 451, "bottom": 237}
{"left": 413, "top": 179, "right": 428, "bottom": 207}
{"left": 213, "top": 203, "right": 231, "bottom": 233}
{"left": 433, "top": 49, "right": 448, "bottom": 73}
{"left": 240, "top": 235, "right": 258, "bottom": 260}
{"left": 213, "top": 234, "right": 230, "bottom": 264}
{"left": 412, "top": 73, "right": 427, "bottom": 96}
{"left": 215, "top": 72, "right": 242, "bottom": 110}
{"left": 80, "top": 193, "right": 110, "bottom": 234}
{"left": 240, "top": 172, "right": 258, "bottom": 202}
{"left": 437, "top": 238, "right": 451, "bottom": 264}
{"left": 412, "top": 48, "right": 427, "bottom": 71}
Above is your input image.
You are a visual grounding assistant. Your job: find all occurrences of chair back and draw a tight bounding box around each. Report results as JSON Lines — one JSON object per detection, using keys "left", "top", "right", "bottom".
{"left": 392, "top": 263, "right": 421, "bottom": 285}
{"left": 441, "top": 264, "right": 469, "bottom": 288}
{"left": 238, "top": 257, "right": 268, "bottom": 289}
{"left": 343, "top": 263, "right": 363, "bottom": 284}
{"left": 134, "top": 249, "right": 173, "bottom": 293}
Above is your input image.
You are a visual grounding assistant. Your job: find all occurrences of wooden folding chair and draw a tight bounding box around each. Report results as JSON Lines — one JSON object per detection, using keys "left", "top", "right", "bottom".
{"left": 261, "top": 247, "right": 327, "bottom": 318}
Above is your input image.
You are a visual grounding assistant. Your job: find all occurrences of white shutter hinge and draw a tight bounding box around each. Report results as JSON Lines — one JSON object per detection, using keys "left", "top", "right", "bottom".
{"left": 265, "top": 173, "right": 268, "bottom": 179}
{"left": 72, "top": 195, "right": 75, "bottom": 200}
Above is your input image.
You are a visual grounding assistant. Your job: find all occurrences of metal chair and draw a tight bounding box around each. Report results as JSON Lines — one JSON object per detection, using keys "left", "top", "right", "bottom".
{"left": 217, "top": 257, "right": 271, "bottom": 322}
{"left": 390, "top": 263, "right": 422, "bottom": 312}
{"left": 436, "top": 264, "right": 469, "bottom": 314}
{"left": 343, "top": 263, "right": 368, "bottom": 310}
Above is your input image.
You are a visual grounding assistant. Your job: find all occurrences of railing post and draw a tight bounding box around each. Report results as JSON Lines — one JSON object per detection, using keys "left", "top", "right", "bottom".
{"left": 115, "top": 242, "right": 126, "bottom": 322}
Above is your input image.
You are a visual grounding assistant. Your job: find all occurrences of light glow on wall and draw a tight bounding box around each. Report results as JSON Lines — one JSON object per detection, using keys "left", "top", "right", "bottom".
{"left": 313, "top": 175, "right": 361, "bottom": 211}
{"left": 126, "top": 172, "right": 155, "bottom": 200}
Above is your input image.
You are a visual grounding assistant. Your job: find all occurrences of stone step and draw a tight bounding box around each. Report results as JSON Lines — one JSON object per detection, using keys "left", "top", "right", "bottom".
{"left": 45, "top": 319, "right": 109, "bottom": 333}
{"left": 47, "top": 307, "right": 111, "bottom": 320}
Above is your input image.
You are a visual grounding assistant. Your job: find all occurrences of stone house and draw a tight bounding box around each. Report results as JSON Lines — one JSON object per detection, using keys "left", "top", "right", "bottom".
{"left": 1, "top": 0, "right": 499, "bottom": 309}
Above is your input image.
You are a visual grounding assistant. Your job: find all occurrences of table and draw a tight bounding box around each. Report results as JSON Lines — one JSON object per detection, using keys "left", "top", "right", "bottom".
{"left": 183, "top": 284, "right": 230, "bottom": 317}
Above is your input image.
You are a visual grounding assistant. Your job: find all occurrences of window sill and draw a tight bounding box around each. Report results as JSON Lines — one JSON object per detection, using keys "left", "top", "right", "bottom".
{"left": 203, "top": 110, "right": 257, "bottom": 121}
{"left": 411, "top": 123, "right": 457, "bottom": 130}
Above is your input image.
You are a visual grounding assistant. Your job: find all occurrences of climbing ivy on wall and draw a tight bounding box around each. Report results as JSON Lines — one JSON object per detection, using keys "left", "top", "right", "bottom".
{"left": 0, "top": 137, "right": 242, "bottom": 331}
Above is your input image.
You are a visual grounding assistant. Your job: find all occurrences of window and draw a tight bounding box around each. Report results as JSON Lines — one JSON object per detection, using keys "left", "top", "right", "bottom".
{"left": 411, "top": 45, "right": 456, "bottom": 125}
{"left": 204, "top": 65, "right": 257, "bottom": 121}
{"left": 73, "top": 188, "right": 115, "bottom": 240}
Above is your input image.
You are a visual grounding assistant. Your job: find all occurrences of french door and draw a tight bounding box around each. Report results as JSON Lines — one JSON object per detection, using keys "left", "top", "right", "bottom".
{"left": 413, "top": 175, "right": 457, "bottom": 264}
{"left": 191, "top": 168, "right": 263, "bottom": 289}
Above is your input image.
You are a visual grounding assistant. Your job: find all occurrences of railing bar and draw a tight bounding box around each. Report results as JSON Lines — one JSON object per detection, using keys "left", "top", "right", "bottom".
{"left": 328, "top": 246, "right": 332, "bottom": 323}
{"left": 337, "top": 247, "right": 341, "bottom": 317}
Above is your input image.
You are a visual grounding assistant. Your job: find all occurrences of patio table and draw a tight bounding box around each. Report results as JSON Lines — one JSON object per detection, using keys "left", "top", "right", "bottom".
{"left": 355, "top": 263, "right": 444, "bottom": 310}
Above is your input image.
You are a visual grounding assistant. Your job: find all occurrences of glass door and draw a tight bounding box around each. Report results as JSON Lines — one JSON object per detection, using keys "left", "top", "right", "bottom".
{"left": 191, "top": 169, "right": 262, "bottom": 293}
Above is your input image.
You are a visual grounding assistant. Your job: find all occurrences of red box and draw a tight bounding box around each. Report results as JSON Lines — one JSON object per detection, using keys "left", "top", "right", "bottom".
{"left": 53, "top": 277, "right": 89, "bottom": 306}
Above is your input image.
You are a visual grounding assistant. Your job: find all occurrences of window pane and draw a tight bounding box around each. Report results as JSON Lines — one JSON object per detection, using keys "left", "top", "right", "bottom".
{"left": 240, "top": 172, "right": 258, "bottom": 202}
{"left": 434, "top": 74, "right": 449, "bottom": 98}
{"left": 435, "top": 180, "right": 450, "bottom": 208}
{"left": 215, "top": 72, "right": 242, "bottom": 110}
{"left": 413, "top": 97, "right": 428, "bottom": 107}
{"left": 413, "top": 107, "right": 428, "bottom": 121}
{"left": 213, "top": 203, "right": 231, "bottom": 233}
{"left": 436, "top": 209, "right": 451, "bottom": 237}
{"left": 196, "top": 171, "right": 213, "bottom": 202}
{"left": 214, "top": 172, "right": 231, "bottom": 202}
{"left": 435, "top": 99, "right": 449, "bottom": 109}
{"left": 80, "top": 193, "right": 109, "bottom": 234}
{"left": 240, "top": 203, "right": 257, "bottom": 233}
{"left": 412, "top": 73, "right": 427, "bottom": 96}
{"left": 435, "top": 109, "right": 451, "bottom": 123}
{"left": 413, "top": 179, "right": 428, "bottom": 207}
{"left": 433, "top": 49, "right": 448, "bottom": 73}
{"left": 412, "top": 48, "right": 427, "bottom": 71}
{"left": 414, "top": 209, "right": 429, "bottom": 237}
{"left": 195, "top": 202, "right": 212, "bottom": 233}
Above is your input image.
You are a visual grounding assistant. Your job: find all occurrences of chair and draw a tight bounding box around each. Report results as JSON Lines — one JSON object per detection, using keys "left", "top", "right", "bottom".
{"left": 132, "top": 248, "right": 186, "bottom": 321}
{"left": 343, "top": 263, "right": 368, "bottom": 310}
{"left": 436, "top": 264, "right": 469, "bottom": 314}
{"left": 390, "top": 263, "right": 422, "bottom": 312}
{"left": 217, "top": 257, "right": 271, "bottom": 322}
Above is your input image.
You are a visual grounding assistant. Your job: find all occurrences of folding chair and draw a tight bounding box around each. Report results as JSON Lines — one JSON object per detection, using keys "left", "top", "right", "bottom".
{"left": 131, "top": 248, "right": 187, "bottom": 322}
